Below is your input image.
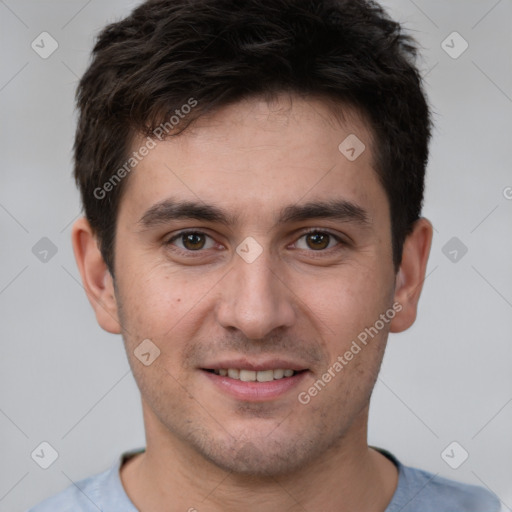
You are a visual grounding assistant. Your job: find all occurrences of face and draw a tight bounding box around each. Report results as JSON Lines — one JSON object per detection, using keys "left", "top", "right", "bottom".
{"left": 112, "top": 94, "right": 398, "bottom": 476}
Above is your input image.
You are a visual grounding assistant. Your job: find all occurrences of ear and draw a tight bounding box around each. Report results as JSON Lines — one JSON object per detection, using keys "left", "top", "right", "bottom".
{"left": 389, "top": 218, "right": 433, "bottom": 333}
{"left": 71, "top": 217, "right": 122, "bottom": 334}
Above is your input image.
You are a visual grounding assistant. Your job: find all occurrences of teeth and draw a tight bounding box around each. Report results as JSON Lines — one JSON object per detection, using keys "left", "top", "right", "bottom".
{"left": 256, "top": 370, "right": 274, "bottom": 382}
{"left": 227, "top": 368, "right": 239, "bottom": 379}
{"left": 239, "top": 370, "right": 256, "bottom": 382}
{"left": 213, "top": 368, "right": 298, "bottom": 381}
{"left": 273, "top": 369, "right": 284, "bottom": 379}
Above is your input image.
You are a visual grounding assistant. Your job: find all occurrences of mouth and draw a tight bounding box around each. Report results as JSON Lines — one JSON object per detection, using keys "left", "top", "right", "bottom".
{"left": 200, "top": 362, "right": 309, "bottom": 402}
{"left": 203, "top": 368, "right": 305, "bottom": 382}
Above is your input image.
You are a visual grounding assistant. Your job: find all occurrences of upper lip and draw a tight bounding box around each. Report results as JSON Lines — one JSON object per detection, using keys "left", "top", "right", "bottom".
{"left": 201, "top": 358, "right": 309, "bottom": 372}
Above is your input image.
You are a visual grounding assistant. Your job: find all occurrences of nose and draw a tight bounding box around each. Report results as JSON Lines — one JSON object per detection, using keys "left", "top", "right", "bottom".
{"left": 215, "top": 248, "right": 296, "bottom": 340}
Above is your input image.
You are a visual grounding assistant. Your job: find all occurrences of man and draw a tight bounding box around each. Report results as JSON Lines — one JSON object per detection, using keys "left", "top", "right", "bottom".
{"left": 28, "top": 0, "right": 501, "bottom": 510}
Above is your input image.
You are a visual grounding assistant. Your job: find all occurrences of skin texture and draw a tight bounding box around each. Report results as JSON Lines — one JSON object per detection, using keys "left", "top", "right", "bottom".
{"left": 72, "top": 93, "right": 432, "bottom": 511}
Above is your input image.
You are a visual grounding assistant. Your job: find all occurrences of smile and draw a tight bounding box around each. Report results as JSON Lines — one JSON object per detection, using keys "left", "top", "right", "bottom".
{"left": 206, "top": 368, "right": 300, "bottom": 382}
{"left": 201, "top": 366, "right": 309, "bottom": 401}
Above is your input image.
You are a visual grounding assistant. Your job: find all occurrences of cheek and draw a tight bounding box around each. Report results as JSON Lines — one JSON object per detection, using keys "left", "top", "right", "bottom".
{"left": 305, "top": 265, "right": 391, "bottom": 338}
{"left": 116, "top": 263, "right": 216, "bottom": 346}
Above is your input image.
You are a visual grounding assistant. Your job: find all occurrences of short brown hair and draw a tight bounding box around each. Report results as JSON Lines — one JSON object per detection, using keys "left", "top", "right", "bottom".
{"left": 74, "top": 0, "right": 432, "bottom": 275}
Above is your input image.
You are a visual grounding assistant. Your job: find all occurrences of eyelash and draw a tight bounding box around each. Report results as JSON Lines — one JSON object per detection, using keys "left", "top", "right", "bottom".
{"left": 164, "top": 228, "right": 346, "bottom": 257}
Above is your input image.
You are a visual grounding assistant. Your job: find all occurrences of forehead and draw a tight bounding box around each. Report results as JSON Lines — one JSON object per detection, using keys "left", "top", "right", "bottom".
{"left": 119, "top": 94, "right": 385, "bottom": 225}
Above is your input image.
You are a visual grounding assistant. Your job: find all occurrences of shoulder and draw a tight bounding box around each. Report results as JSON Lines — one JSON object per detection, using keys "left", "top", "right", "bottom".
{"left": 372, "top": 447, "right": 501, "bottom": 512}
{"left": 25, "top": 467, "right": 111, "bottom": 512}
{"left": 25, "top": 449, "right": 142, "bottom": 512}
{"left": 389, "top": 462, "right": 501, "bottom": 512}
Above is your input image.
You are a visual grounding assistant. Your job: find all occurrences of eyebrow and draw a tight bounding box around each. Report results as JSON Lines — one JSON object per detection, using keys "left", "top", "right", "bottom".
{"left": 137, "top": 197, "right": 371, "bottom": 230}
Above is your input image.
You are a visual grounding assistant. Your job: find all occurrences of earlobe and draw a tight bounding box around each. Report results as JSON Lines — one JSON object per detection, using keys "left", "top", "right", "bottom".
{"left": 71, "top": 217, "right": 122, "bottom": 334}
{"left": 389, "top": 218, "right": 433, "bottom": 333}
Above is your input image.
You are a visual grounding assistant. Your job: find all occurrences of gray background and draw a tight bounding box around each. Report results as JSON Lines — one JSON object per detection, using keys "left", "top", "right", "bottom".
{"left": 0, "top": 0, "right": 511, "bottom": 510}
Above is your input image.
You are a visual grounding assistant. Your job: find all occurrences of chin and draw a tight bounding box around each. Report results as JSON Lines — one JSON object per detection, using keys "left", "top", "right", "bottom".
{"left": 189, "top": 427, "right": 324, "bottom": 477}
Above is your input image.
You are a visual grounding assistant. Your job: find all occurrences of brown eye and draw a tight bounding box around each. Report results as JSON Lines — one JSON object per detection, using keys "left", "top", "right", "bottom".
{"left": 294, "top": 230, "right": 342, "bottom": 251}
{"left": 305, "top": 232, "right": 330, "bottom": 250}
{"left": 181, "top": 232, "right": 206, "bottom": 250}
{"left": 166, "top": 231, "right": 215, "bottom": 252}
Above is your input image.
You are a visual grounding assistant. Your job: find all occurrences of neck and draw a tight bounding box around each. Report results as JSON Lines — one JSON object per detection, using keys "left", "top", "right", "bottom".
{"left": 120, "top": 405, "right": 398, "bottom": 512}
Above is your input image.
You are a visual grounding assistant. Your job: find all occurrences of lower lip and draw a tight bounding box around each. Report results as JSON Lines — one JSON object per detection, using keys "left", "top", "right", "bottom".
{"left": 201, "top": 370, "right": 308, "bottom": 402}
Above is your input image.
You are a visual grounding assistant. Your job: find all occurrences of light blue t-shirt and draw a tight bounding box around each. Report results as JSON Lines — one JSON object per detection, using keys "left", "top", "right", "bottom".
{"left": 27, "top": 446, "right": 501, "bottom": 511}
